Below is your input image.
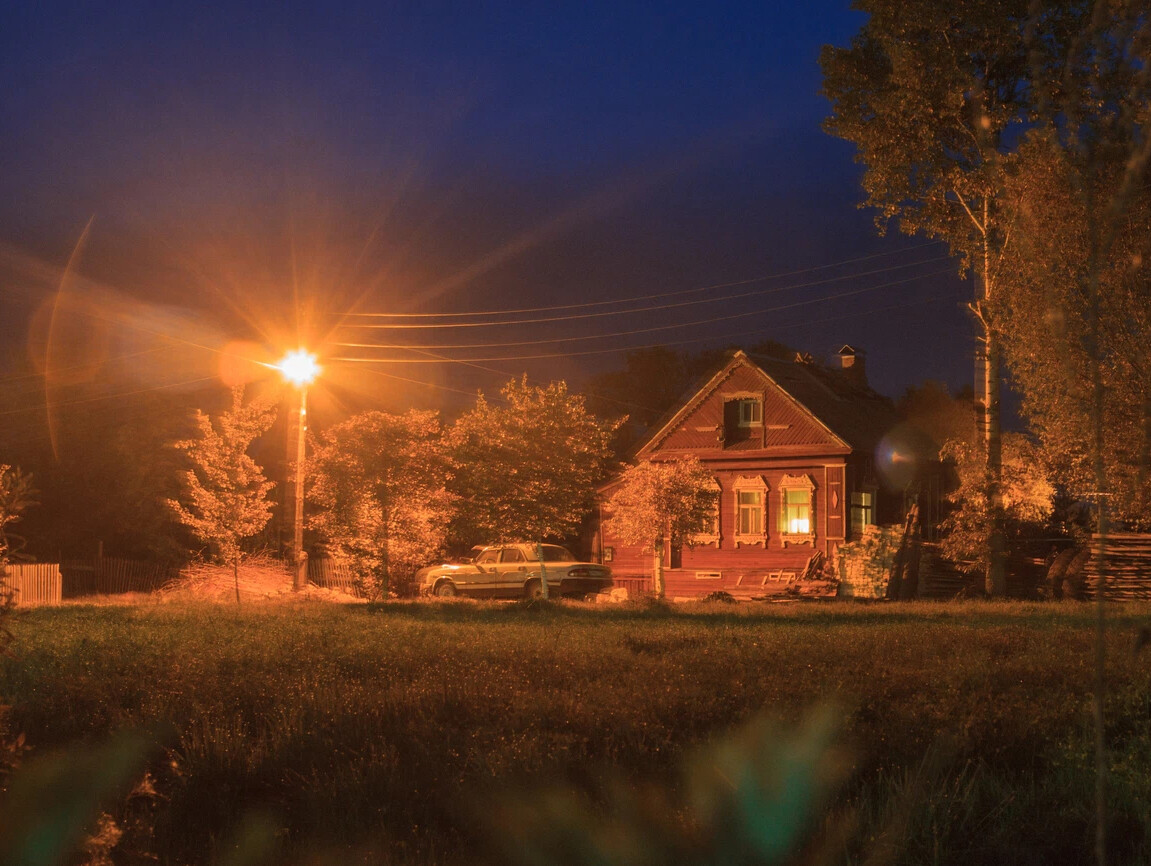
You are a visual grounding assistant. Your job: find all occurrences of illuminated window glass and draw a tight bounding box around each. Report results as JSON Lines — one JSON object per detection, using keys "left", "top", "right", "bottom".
{"left": 778, "top": 474, "right": 815, "bottom": 540}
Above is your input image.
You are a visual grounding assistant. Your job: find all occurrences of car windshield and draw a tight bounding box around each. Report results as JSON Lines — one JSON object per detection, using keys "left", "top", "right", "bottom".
{"left": 537, "top": 545, "right": 576, "bottom": 563}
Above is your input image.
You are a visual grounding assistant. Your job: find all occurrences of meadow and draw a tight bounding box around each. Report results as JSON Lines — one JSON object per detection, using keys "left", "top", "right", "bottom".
{"left": 1, "top": 599, "right": 1149, "bottom": 865}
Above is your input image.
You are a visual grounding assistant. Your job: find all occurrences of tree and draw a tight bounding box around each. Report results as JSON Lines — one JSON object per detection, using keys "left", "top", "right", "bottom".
{"left": 167, "top": 387, "right": 276, "bottom": 603}
{"left": 308, "top": 410, "right": 452, "bottom": 599}
{"left": 0, "top": 466, "right": 36, "bottom": 570}
{"left": 995, "top": 136, "right": 1151, "bottom": 526}
{"left": 820, "top": 0, "right": 1081, "bottom": 594}
{"left": 604, "top": 458, "right": 718, "bottom": 598}
{"left": 447, "top": 376, "right": 623, "bottom": 549}
{"left": 938, "top": 434, "right": 1055, "bottom": 576}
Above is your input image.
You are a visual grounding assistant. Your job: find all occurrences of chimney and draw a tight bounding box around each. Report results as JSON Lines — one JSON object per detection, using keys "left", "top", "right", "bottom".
{"left": 836, "top": 345, "right": 867, "bottom": 386}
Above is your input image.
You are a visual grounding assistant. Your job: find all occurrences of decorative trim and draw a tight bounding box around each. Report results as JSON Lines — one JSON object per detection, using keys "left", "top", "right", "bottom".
{"left": 733, "top": 475, "right": 768, "bottom": 547}
{"left": 691, "top": 478, "right": 723, "bottom": 546}
{"left": 779, "top": 473, "right": 816, "bottom": 547}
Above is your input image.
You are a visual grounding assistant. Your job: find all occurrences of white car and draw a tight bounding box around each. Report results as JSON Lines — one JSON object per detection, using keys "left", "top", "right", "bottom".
{"left": 418, "top": 543, "right": 612, "bottom": 600}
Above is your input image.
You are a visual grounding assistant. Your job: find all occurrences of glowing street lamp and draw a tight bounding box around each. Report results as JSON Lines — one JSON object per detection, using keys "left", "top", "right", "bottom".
{"left": 277, "top": 349, "right": 320, "bottom": 590}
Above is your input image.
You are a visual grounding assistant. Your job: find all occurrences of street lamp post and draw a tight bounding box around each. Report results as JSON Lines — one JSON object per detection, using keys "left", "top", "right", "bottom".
{"left": 277, "top": 349, "right": 320, "bottom": 591}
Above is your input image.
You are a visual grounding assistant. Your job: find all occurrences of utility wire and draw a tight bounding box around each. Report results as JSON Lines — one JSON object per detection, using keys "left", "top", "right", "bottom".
{"left": 337, "top": 254, "right": 953, "bottom": 330}
{"left": 332, "top": 267, "right": 956, "bottom": 361}
{"left": 341, "top": 240, "right": 946, "bottom": 319}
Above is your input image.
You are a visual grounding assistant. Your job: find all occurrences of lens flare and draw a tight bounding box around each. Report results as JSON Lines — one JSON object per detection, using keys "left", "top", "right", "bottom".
{"left": 277, "top": 349, "right": 320, "bottom": 386}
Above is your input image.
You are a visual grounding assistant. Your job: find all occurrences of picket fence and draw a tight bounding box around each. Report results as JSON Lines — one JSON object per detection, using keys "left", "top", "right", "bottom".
{"left": 1, "top": 563, "right": 63, "bottom": 606}
{"left": 61, "top": 558, "right": 178, "bottom": 598}
{"left": 307, "top": 558, "right": 362, "bottom": 595}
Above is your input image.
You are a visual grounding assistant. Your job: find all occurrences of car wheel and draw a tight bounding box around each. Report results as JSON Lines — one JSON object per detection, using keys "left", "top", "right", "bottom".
{"left": 434, "top": 580, "right": 458, "bottom": 598}
{"left": 523, "top": 578, "right": 544, "bottom": 601}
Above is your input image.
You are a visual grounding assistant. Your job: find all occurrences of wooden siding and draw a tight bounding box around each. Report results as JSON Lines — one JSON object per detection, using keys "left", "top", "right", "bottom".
{"left": 2, "top": 563, "right": 62, "bottom": 607}
{"left": 645, "top": 362, "right": 847, "bottom": 457}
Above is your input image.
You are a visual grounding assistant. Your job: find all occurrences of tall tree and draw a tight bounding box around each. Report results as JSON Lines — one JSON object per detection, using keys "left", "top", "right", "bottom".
{"left": 996, "top": 136, "right": 1151, "bottom": 526}
{"left": 308, "top": 410, "right": 452, "bottom": 599}
{"left": 447, "top": 376, "right": 623, "bottom": 549}
{"left": 820, "top": 0, "right": 1084, "bottom": 594}
{"left": 604, "top": 458, "right": 718, "bottom": 598}
{"left": 167, "top": 387, "right": 277, "bottom": 603}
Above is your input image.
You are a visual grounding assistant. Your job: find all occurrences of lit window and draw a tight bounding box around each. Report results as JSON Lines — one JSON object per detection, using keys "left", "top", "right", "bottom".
{"left": 732, "top": 475, "right": 768, "bottom": 546}
{"left": 851, "top": 491, "right": 875, "bottom": 535}
{"left": 778, "top": 474, "right": 815, "bottom": 545}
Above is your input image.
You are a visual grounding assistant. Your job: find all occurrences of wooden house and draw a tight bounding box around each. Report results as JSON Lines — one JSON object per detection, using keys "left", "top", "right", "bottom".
{"left": 598, "top": 347, "right": 905, "bottom": 598}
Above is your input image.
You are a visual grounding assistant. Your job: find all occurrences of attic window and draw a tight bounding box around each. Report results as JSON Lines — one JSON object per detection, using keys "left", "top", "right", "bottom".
{"left": 737, "top": 398, "right": 762, "bottom": 427}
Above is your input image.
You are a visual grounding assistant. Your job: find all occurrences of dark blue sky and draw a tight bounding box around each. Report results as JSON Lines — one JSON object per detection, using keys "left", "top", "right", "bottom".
{"left": 0, "top": 1, "right": 975, "bottom": 414}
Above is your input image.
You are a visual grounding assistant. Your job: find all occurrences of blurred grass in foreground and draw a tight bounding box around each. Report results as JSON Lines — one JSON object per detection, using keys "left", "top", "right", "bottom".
{"left": 0, "top": 599, "right": 1148, "bottom": 863}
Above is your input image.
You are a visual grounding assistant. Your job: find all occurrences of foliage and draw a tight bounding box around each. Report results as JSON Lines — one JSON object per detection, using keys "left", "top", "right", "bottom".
{"left": 939, "top": 434, "right": 1055, "bottom": 574}
{"left": 896, "top": 381, "right": 975, "bottom": 453}
{"left": 605, "top": 457, "right": 718, "bottom": 598}
{"left": 166, "top": 387, "right": 276, "bottom": 591}
{"left": 3, "top": 601, "right": 1150, "bottom": 864}
{"left": 309, "top": 410, "right": 452, "bottom": 598}
{"left": 605, "top": 457, "right": 717, "bottom": 551}
{"left": 995, "top": 133, "right": 1151, "bottom": 528}
{"left": 447, "top": 376, "right": 623, "bottom": 547}
{"left": 0, "top": 465, "right": 36, "bottom": 569}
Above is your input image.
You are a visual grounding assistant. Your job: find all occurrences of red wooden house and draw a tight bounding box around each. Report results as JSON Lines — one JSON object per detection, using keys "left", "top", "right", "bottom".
{"left": 598, "top": 347, "right": 904, "bottom": 598}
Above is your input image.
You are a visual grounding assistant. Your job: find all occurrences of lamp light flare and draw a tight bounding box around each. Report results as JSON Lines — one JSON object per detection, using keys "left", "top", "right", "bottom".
{"left": 277, "top": 349, "right": 320, "bottom": 386}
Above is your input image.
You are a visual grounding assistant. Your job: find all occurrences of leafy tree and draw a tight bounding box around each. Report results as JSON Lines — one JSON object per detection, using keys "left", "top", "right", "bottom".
{"left": 447, "top": 376, "right": 623, "bottom": 549}
{"left": 996, "top": 137, "right": 1151, "bottom": 526}
{"left": 820, "top": 0, "right": 1081, "bottom": 594}
{"left": 896, "top": 380, "right": 976, "bottom": 453}
{"left": 308, "top": 410, "right": 452, "bottom": 599}
{"left": 938, "top": 434, "right": 1055, "bottom": 576}
{"left": 604, "top": 457, "right": 718, "bottom": 598}
{"left": 167, "top": 387, "right": 276, "bottom": 603}
{"left": 0, "top": 466, "right": 36, "bottom": 569}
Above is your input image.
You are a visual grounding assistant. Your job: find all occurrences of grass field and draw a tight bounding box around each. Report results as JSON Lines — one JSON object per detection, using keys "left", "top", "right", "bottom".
{"left": 2, "top": 599, "right": 1149, "bottom": 864}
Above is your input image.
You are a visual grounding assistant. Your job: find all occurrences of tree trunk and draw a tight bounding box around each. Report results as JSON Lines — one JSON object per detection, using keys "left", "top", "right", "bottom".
{"left": 233, "top": 558, "right": 240, "bottom": 605}
{"left": 536, "top": 542, "right": 550, "bottom": 600}
{"left": 652, "top": 538, "right": 665, "bottom": 598}
{"left": 978, "top": 253, "right": 1007, "bottom": 597}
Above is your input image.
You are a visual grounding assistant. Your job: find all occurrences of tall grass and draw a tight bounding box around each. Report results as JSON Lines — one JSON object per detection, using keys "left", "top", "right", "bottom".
{"left": 1, "top": 600, "right": 1148, "bottom": 863}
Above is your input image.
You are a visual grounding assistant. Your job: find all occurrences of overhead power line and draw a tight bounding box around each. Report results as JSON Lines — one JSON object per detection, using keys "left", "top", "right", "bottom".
{"left": 340, "top": 240, "right": 946, "bottom": 319}
{"left": 332, "top": 267, "right": 956, "bottom": 360}
{"left": 337, "top": 253, "right": 953, "bottom": 331}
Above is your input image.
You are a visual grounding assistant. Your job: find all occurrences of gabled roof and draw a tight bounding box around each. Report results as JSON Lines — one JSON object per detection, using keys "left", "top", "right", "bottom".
{"left": 635, "top": 349, "right": 896, "bottom": 457}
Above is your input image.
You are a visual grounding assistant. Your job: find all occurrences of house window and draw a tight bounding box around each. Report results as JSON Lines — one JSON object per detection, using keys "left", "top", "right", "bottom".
{"left": 732, "top": 475, "right": 768, "bottom": 546}
{"left": 692, "top": 478, "right": 722, "bottom": 546}
{"left": 851, "top": 490, "right": 875, "bottom": 535}
{"left": 778, "top": 473, "right": 816, "bottom": 546}
{"left": 737, "top": 398, "right": 762, "bottom": 427}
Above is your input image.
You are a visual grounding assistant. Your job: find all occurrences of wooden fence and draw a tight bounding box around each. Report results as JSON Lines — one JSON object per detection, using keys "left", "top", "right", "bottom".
{"left": 307, "top": 558, "right": 363, "bottom": 596}
{"left": 61, "top": 558, "right": 178, "bottom": 598}
{"left": 1, "top": 563, "right": 63, "bottom": 606}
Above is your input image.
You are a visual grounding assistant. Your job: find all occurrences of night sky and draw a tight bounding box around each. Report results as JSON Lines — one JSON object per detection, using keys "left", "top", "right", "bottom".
{"left": 0, "top": 1, "right": 975, "bottom": 424}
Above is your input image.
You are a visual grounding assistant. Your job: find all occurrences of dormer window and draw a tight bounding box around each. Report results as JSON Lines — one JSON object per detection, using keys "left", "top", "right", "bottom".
{"left": 723, "top": 395, "right": 763, "bottom": 444}
{"left": 737, "top": 398, "right": 762, "bottom": 427}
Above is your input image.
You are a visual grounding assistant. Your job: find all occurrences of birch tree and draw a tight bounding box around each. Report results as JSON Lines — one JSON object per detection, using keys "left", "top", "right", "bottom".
{"left": 820, "top": 0, "right": 1080, "bottom": 594}
{"left": 167, "top": 388, "right": 276, "bottom": 603}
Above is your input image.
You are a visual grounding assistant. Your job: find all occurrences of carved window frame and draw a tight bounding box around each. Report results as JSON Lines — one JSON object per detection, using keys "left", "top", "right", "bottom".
{"left": 732, "top": 475, "right": 768, "bottom": 547}
{"left": 692, "top": 477, "right": 722, "bottom": 547}
{"left": 778, "top": 473, "right": 816, "bottom": 547}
